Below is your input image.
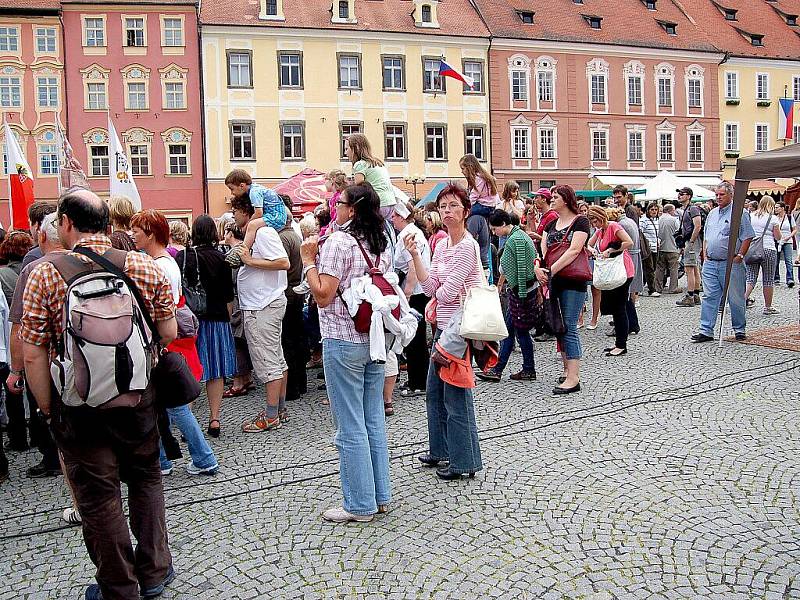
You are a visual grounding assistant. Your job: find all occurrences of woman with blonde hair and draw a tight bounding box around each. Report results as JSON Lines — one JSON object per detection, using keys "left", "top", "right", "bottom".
{"left": 423, "top": 209, "right": 448, "bottom": 254}
{"left": 168, "top": 220, "right": 190, "bottom": 258}
{"left": 745, "top": 194, "right": 782, "bottom": 314}
{"left": 108, "top": 195, "right": 137, "bottom": 251}
{"left": 459, "top": 154, "right": 499, "bottom": 218}
{"left": 347, "top": 133, "right": 395, "bottom": 212}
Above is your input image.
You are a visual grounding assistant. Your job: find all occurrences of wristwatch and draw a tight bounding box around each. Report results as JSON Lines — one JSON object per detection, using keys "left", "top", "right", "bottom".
{"left": 735, "top": 253, "right": 744, "bottom": 260}
{"left": 9, "top": 368, "right": 23, "bottom": 377}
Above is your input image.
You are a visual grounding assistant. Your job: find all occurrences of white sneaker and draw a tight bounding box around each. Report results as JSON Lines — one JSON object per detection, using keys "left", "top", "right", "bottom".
{"left": 650, "top": 292, "right": 661, "bottom": 297}
{"left": 62, "top": 507, "right": 82, "bottom": 526}
{"left": 186, "top": 462, "right": 219, "bottom": 476}
{"left": 322, "top": 507, "right": 374, "bottom": 523}
{"left": 160, "top": 467, "right": 173, "bottom": 476}
{"left": 763, "top": 306, "right": 779, "bottom": 315}
{"left": 292, "top": 280, "right": 311, "bottom": 295}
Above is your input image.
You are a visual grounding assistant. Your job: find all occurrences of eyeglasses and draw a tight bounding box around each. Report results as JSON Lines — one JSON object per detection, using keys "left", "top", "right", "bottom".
{"left": 438, "top": 203, "right": 463, "bottom": 213}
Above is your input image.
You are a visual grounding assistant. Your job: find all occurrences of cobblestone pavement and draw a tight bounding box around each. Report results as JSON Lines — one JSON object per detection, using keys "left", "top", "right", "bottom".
{"left": 2, "top": 284, "right": 800, "bottom": 599}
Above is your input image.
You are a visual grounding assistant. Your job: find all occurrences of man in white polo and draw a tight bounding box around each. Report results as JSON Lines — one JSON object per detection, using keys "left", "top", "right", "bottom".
{"left": 230, "top": 195, "right": 290, "bottom": 432}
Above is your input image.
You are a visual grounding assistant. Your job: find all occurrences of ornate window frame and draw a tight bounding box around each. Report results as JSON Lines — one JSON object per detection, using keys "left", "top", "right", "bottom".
{"left": 684, "top": 64, "right": 704, "bottom": 117}
{"left": 654, "top": 62, "right": 675, "bottom": 116}
{"left": 122, "top": 127, "right": 154, "bottom": 176}
{"left": 121, "top": 64, "right": 151, "bottom": 112}
{"left": 623, "top": 60, "right": 645, "bottom": 115}
{"left": 159, "top": 63, "right": 187, "bottom": 110}
{"left": 508, "top": 54, "right": 531, "bottom": 110}
{"left": 83, "top": 127, "right": 110, "bottom": 178}
{"left": 656, "top": 118, "right": 676, "bottom": 167}
{"left": 686, "top": 120, "right": 705, "bottom": 168}
{"left": 535, "top": 55, "right": 557, "bottom": 112}
{"left": 161, "top": 127, "right": 192, "bottom": 176}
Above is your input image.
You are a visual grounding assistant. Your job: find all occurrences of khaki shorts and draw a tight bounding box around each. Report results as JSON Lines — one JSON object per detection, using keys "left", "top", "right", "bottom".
{"left": 243, "top": 297, "right": 288, "bottom": 383}
{"left": 684, "top": 238, "right": 701, "bottom": 267}
{"left": 385, "top": 351, "right": 399, "bottom": 377}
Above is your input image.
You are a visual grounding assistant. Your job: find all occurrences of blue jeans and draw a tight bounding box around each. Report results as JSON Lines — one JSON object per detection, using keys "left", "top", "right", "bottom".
{"left": 425, "top": 331, "right": 483, "bottom": 474}
{"left": 775, "top": 244, "right": 795, "bottom": 283}
{"left": 554, "top": 288, "right": 586, "bottom": 359}
{"left": 700, "top": 260, "right": 746, "bottom": 336}
{"left": 159, "top": 405, "right": 218, "bottom": 471}
{"left": 470, "top": 203, "right": 494, "bottom": 218}
{"left": 323, "top": 338, "right": 391, "bottom": 516}
{"left": 496, "top": 308, "right": 535, "bottom": 373}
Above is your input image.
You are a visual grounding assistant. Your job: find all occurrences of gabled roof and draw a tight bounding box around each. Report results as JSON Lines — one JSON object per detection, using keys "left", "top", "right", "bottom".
{"left": 0, "top": 0, "right": 60, "bottom": 12}
{"left": 473, "top": 0, "right": 718, "bottom": 53}
{"left": 61, "top": 0, "right": 195, "bottom": 5}
{"left": 200, "top": 0, "right": 490, "bottom": 38}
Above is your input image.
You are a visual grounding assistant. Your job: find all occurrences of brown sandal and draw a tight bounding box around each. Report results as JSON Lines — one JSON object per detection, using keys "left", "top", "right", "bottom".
{"left": 384, "top": 402, "right": 394, "bottom": 416}
{"left": 223, "top": 382, "right": 253, "bottom": 398}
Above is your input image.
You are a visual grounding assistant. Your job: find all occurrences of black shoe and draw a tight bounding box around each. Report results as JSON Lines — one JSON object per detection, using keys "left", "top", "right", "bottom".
{"left": 552, "top": 383, "right": 581, "bottom": 395}
{"left": 510, "top": 370, "right": 537, "bottom": 381}
{"left": 0, "top": 469, "right": 8, "bottom": 484}
{"left": 436, "top": 467, "right": 475, "bottom": 480}
{"left": 690, "top": 333, "right": 714, "bottom": 343}
{"left": 141, "top": 564, "right": 176, "bottom": 598}
{"left": 788, "top": 282, "right": 795, "bottom": 289}
{"left": 3, "top": 440, "right": 29, "bottom": 452}
{"left": 735, "top": 332, "right": 747, "bottom": 341}
{"left": 629, "top": 329, "right": 640, "bottom": 335}
{"left": 418, "top": 454, "right": 447, "bottom": 468}
{"left": 605, "top": 348, "right": 628, "bottom": 357}
{"left": 26, "top": 460, "right": 61, "bottom": 478}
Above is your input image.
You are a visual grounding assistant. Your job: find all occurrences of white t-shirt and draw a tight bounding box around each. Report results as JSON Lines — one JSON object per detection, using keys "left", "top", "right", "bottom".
{"left": 155, "top": 255, "right": 182, "bottom": 303}
{"left": 777, "top": 213, "right": 794, "bottom": 242}
{"left": 237, "top": 227, "right": 288, "bottom": 311}
{"left": 393, "top": 222, "right": 431, "bottom": 296}
{"left": 749, "top": 213, "right": 780, "bottom": 252}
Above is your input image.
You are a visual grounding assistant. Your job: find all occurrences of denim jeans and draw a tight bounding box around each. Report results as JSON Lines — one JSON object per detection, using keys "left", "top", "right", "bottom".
{"left": 425, "top": 331, "right": 483, "bottom": 474}
{"left": 496, "top": 308, "right": 535, "bottom": 373}
{"left": 554, "top": 288, "right": 587, "bottom": 359}
{"left": 775, "top": 244, "right": 795, "bottom": 283}
{"left": 159, "top": 405, "right": 218, "bottom": 471}
{"left": 323, "top": 338, "right": 391, "bottom": 516}
{"left": 700, "top": 260, "right": 747, "bottom": 336}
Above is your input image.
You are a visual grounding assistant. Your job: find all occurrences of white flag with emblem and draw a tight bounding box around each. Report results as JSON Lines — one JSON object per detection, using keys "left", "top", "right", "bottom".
{"left": 108, "top": 116, "right": 141, "bottom": 210}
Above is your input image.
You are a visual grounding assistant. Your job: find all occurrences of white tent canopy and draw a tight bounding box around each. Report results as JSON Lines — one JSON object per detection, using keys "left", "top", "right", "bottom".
{"left": 637, "top": 170, "right": 715, "bottom": 201}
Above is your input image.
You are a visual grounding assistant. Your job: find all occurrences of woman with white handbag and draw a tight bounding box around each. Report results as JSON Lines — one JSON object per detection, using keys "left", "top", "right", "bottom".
{"left": 405, "top": 183, "right": 484, "bottom": 481}
{"left": 587, "top": 207, "right": 635, "bottom": 358}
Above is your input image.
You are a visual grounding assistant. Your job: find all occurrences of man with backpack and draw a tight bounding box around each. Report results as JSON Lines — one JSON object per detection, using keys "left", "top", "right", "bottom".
{"left": 675, "top": 187, "right": 703, "bottom": 307}
{"left": 21, "top": 188, "right": 178, "bottom": 600}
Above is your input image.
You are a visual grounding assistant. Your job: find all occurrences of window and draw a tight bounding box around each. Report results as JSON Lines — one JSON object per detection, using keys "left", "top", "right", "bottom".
{"left": 85, "top": 18, "right": 105, "bottom": 47}
{"left": 755, "top": 124, "right": 769, "bottom": 152}
{"left": 591, "top": 74, "right": 605, "bottom": 104}
{"left": 659, "top": 21, "right": 677, "bottom": 35}
{"left": 127, "top": 82, "right": 147, "bottom": 110}
{"left": 750, "top": 34, "right": 763, "bottom": 47}
{"left": 382, "top": 56, "right": 404, "bottom": 90}
{"left": 725, "top": 72, "right": 739, "bottom": 99}
{"left": 538, "top": 128, "right": 555, "bottom": 159}
{"left": 517, "top": 180, "right": 532, "bottom": 194}
{"left": 465, "top": 126, "right": 485, "bottom": 160}
{"left": 794, "top": 76, "right": 800, "bottom": 101}
{"left": 228, "top": 51, "right": 252, "bottom": 87}
{"left": 90, "top": 145, "right": 109, "bottom": 176}
{"left": 230, "top": 122, "right": 254, "bottom": 160}
{"left": 511, "top": 70, "right": 527, "bottom": 101}
{"left": 35, "top": 28, "right": 56, "bottom": 53}
{"left": 512, "top": 128, "right": 530, "bottom": 159}
{"left": 279, "top": 52, "right": 302, "bottom": 88}
{"left": 0, "top": 77, "right": 21, "bottom": 107}
{"left": 627, "top": 76, "right": 642, "bottom": 105}
{"left": 338, "top": 54, "right": 361, "bottom": 89}
{"left": 35, "top": 76, "right": 58, "bottom": 108}
{"left": 724, "top": 8, "right": 737, "bottom": 20}
{"left": 0, "top": 27, "right": 18, "bottom": 52}
{"left": 129, "top": 144, "right": 149, "bottom": 175}
{"left": 124, "top": 18, "right": 145, "bottom": 47}
{"left": 264, "top": 0, "right": 277, "bottom": 15}
{"left": 87, "top": 83, "right": 106, "bottom": 109}
{"left": 463, "top": 60, "right": 483, "bottom": 93}
{"left": 688, "top": 133, "right": 703, "bottom": 162}
{"left": 592, "top": 130, "right": 607, "bottom": 160}
{"left": 537, "top": 71, "right": 553, "bottom": 102}
{"left": 628, "top": 131, "right": 643, "bottom": 161}
{"left": 425, "top": 125, "right": 446, "bottom": 160}
{"left": 163, "top": 18, "right": 183, "bottom": 47}
{"left": 281, "top": 123, "right": 304, "bottom": 160}
{"left": 338, "top": 1, "right": 349, "bottom": 19}
{"left": 168, "top": 144, "right": 188, "bottom": 174}
{"left": 421, "top": 4, "right": 432, "bottom": 22}
{"left": 658, "top": 132, "right": 673, "bottom": 161}
{"left": 658, "top": 77, "right": 672, "bottom": 106}
{"left": 787, "top": 14, "right": 797, "bottom": 26}
{"left": 756, "top": 73, "right": 769, "bottom": 100}
{"left": 340, "top": 122, "right": 362, "bottom": 159}
{"left": 687, "top": 78, "right": 701, "bottom": 108}
{"left": 165, "top": 82, "right": 185, "bottom": 109}
{"left": 584, "top": 15, "right": 602, "bottom": 29}
{"left": 385, "top": 124, "right": 406, "bottom": 160}
{"left": 643, "top": 0, "right": 656, "bottom": 9}
{"left": 725, "top": 123, "right": 739, "bottom": 151}
{"left": 423, "top": 58, "right": 444, "bottom": 93}
{"left": 517, "top": 11, "right": 534, "bottom": 24}
{"left": 39, "top": 143, "right": 58, "bottom": 175}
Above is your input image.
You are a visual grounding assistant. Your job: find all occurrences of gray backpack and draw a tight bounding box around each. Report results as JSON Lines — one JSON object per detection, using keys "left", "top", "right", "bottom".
{"left": 49, "top": 248, "right": 155, "bottom": 409}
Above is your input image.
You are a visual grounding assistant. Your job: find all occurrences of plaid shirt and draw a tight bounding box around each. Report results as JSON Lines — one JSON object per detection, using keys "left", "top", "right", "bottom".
{"left": 21, "top": 235, "right": 175, "bottom": 354}
{"left": 317, "top": 231, "right": 391, "bottom": 344}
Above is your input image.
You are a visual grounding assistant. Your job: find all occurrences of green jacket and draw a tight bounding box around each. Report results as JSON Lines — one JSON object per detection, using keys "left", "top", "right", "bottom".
{"left": 500, "top": 226, "right": 537, "bottom": 298}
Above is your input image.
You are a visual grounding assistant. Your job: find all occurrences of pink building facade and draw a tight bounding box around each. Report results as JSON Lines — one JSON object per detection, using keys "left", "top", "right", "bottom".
{"left": 62, "top": 0, "right": 204, "bottom": 221}
{"left": 0, "top": 2, "right": 64, "bottom": 224}
{"left": 489, "top": 42, "right": 723, "bottom": 194}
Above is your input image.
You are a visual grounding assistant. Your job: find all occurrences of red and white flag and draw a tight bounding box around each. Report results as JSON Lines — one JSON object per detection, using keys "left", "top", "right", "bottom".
{"left": 4, "top": 122, "right": 34, "bottom": 230}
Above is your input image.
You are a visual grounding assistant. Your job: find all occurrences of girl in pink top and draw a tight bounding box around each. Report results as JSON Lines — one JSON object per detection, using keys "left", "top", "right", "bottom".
{"left": 460, "top": 154, "right": 500, "bottom": 218}
{"left": 321, "top": 169, "right": 347, "bottom": 235}
{"left": 587, "top": 206, "right": 635, "bottom": 357}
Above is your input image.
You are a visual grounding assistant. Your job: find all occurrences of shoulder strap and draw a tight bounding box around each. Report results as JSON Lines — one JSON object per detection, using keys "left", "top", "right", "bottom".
{"left": 48, "top": 252, "right": 96, "bottom": 286}
{"left": 349, "top": 234, "right": 377, "bottom": 271}
{"left": 72, "top": 247, "right": 160, "bottom": 344}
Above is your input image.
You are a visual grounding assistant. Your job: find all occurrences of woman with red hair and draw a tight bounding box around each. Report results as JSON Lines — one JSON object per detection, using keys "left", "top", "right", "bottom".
{"left": 0, "top": 230, "right": 33, "bottom": 305}
{"left": 131, "top": 209, "right": 219, "bottom": 477}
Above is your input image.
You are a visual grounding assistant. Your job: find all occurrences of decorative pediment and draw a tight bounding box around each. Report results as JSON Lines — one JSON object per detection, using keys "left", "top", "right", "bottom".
{"left": 588, "top": 122, "right": 610, "bottom": 130}
{"left": 623, "top": 60, "right": 645, "bottom": 76}
{"left": 536, "top": 55, "right": 556, "bottom": 70}
{"left": 625, "top": 123, "right": 647, "bottom": 132}
{"left": 121, "top": 64, "right": 151, "bottom": 80}
{"left": 536, "top": 114, "right": 558, "bottom": 127}
{"left": 685, "top": 64, "right": 704, "bottom": 78}
{"left": 34, "top": 128, "right": 57, "bottom": 144}
{"left": 655, "top": 62, "right": 675, "bottom": 77}
{"left": 123, "top": 127, "right": 154, "bottom": 144}
{"left": 80, "top": 64, "right": 110, "bottom": 80}
{"left": 0, "top": 64, "right": 23, "bottom": 77}
{"left": 159, "top": 63, "right": 187, "bottom": 81}
{"left": 686, "top": 119, "right": 705, "bottom": 132}
{"left": 510, "top": 113, "right": 533, "bottom": 127}
{"left": 656, "top": 118, "right": 676, "bottom": 131}
{"left": 161, "top": 127, "right": 192, "bottom": 144}
{"left": 82, "top": 128, "right": 109, "bottom": 145}
{"left": 586, "top": 58, "right": 609, "bottom": 75}
{"left": 508, "top": 54, "right": 531, "bottom": 69}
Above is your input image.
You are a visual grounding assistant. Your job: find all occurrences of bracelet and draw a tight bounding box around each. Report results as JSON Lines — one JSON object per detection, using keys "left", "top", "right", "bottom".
{"left": 10, "top": 368, "right": 23, "bottom": 377}
{"left": 302, "top": 264, "right": 317, "bottom": 277}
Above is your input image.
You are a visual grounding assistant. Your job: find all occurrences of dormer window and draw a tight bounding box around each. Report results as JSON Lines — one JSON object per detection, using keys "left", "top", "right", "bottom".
{"left": 413, "top": 0, "right": 439, "bottom": 28}
{"left": 724, "top": 8, "right": 737, "bottom": 20}
{"left": 517, "top": 11, "right": 534, "bottom": 24}
{"left": 331, "top": 0, "right": 356, "bottom": 24}
{"left": 421, "top": 4, "right": 432, "bottom": 22}
{"left": 643, "top": 0, "right": 656, "bottom": 10}
{"left": 583, "top": 15, "right": 602, "bottom": 29}
{"left": 338, "top": 1, "right": 348, "bottom": 19}
{"left": 658, "top": 20, "right": 677, "bottom": 35}
{"left": 786, "top": 14, "right": 797, "bottom": 26}
{"left": 750, "top": 33, "right": 764, "bottom": 46}
{"left": 572, "top": 0, "right": 583, "bottom": 4}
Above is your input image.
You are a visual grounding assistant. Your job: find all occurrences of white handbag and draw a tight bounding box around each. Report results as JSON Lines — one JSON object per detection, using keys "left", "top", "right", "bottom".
{"left": 458, "top": 240, "right": 509, "bottom": 342}
{"left": 592, "top": 253, "right": 628, "bottom": 290}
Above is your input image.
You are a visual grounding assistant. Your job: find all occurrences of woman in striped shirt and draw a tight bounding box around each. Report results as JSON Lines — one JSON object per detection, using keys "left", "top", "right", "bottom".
{"left": 405, "top": 183, "right": 483, "bottom": 481}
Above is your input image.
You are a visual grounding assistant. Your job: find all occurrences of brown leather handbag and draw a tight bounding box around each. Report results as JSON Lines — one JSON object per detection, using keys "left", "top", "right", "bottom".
{"left": 544, "top": 218, "right": 593, "bottom": 283}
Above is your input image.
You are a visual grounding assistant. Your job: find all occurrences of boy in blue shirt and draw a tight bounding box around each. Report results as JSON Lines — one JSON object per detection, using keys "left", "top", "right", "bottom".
{"left": 225, "top": 169, "right": 288, "bottom": 262}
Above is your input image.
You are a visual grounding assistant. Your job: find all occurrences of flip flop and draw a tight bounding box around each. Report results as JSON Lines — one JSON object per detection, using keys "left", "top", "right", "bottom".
{"left": 223, "top": 383, "right": 254, "bottom": 398}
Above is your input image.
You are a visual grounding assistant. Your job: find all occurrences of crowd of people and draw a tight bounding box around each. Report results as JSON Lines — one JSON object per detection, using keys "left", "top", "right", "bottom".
{"left": 0, "top": 130, "right": 795, "bottom": 598}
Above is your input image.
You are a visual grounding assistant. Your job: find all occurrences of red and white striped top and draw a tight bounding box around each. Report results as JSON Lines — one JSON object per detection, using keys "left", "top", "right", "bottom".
{"left": 421, "top": 232, "right": 483, "bottom": 330}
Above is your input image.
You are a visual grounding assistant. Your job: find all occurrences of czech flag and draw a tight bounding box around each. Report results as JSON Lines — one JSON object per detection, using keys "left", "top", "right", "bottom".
{"left": 778, "top": 98, "right": 794, "bottom": 140}
{"left": 4, "top": 122, "right": 34, "bottom": 230}
{"left": 439, "top": 59, "right": 474, "bottom": 89}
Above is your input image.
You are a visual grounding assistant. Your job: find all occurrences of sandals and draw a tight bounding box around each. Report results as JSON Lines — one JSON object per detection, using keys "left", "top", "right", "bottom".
{"left": 207, "top": 419, "right": 220, "bottom": 438}
{"left": 223, "top": 382, "right": 254, "bottom": 398}
{"left": 384, "top": 402, "right": 394, "bottom": 416}
{"left": 399, "top": 387, "right": 425, "bottom": 398}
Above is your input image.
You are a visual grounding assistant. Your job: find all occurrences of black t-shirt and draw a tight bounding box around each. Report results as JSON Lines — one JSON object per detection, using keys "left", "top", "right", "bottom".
{"left": 680, "top": 205, "right": 701, "bottom": 237}
{"left": 176, "top": 245, "right": 235, "bottom": 322}
{"left": 544, "top": 215, "right": 591, "bottom": 293}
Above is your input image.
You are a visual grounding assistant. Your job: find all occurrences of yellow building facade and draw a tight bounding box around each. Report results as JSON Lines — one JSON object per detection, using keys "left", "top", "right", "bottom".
{"left": 202, "top": 26, "right": 489, "bottom": 215}
{"left": 719, "top": 57, "right": 800, "bottom": 181}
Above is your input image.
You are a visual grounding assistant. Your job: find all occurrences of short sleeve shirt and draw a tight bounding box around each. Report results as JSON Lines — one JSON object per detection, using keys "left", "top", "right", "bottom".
{"left": 237, "top": 227, "right": 289, "bottom": 311}
{"left": 704, "top": 204, "right": 756, "bottom": 260}
{"left": 680, "top": 205, "right": 701, "bottom": 237}
{"left": 545, "top": 215, "right": 591, "bottom": 293}
{"left": 353, "top": 161, "right": 395, "bottom": 207}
